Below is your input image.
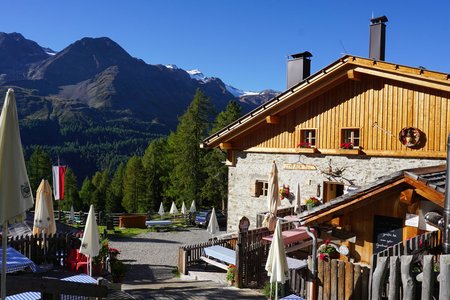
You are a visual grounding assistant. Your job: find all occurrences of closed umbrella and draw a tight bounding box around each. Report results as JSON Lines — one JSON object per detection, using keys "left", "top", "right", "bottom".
{"left": 32, "top": 179, "right": 56, "bottom": 236}
{"left": 70, "top": 205, "right": 75, "bottom": 223}
{"left": 158, "top": 202, "right": 165, "bottom": 217}
{"left": 181, "top": 201, "right": 187, "bottom": 215}
{"left": 294, "top": 183, "right": 301, "bottom": 214}
{"left": 190, "top": 200, "right": 196, "bottom": 213}
{"left": 265, "top": 219, "right": 289, "bottom": 300}
{"left": 79, "top": 205, "right": 100, "bottom": 276}
{"left": 169, "top": 201, "right": 178, "bottom": 214}
{"left": 263, "top": 161, "right": 280, "bottom": 231}
{"left": 207, "top": 208, "right": 220, "bottom": 237}
{"left": 0, "top": 89, "right": 34, "bottom": 299}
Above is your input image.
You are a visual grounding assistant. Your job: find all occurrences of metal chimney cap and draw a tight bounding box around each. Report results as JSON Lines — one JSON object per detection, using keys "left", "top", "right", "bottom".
{"left": 370, "top": 16, "right": 388, "bottom": 24}
{"left": 289, "top": 51, "right": 313, "bottom": 59}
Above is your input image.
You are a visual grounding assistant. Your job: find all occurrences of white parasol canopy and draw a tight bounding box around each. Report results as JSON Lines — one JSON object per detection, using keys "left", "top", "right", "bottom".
{"left": 32, "top": 179, "right": 56, "bottom": 235}
{"left": 181, "top": 201, "right": 187, "bottom": 215}
{"left": 189, "top": 200, "right": 196, "bottom": 213}
{"left": 207, "top": 208, "right": 220, "bottom": 237}
{"left": 169, "top": 201, "right": 178, "bottom": 214}
{"left": 0, "top": 89, "right": 34, "bottom": 299}
{"left": 294, "top": 182, "right": 301, "bottom": 214}
{"left": 158, "top": 202, "right": 165, "bottom": 216}
{"left": 265, "top": 219, "right": 289, "bottom": 299}
{"left": 69, "top": 205, "right": 75, "bottom": 222}
{"left": 262, "top": 161, "right": 280, "bottom": 231}
{"left": 79, "top": 205, "right": 100, "bottom": 276}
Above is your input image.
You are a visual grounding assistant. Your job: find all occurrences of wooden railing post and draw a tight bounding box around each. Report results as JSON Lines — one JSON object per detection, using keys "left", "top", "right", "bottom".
{"left": 371, "top": 256, "right": 388, "bottom": 300}
{"left": 387, "top": 256, "right": 399, "bottom": 300}
{"left": 235, "top": 232, "right": 243, "bottom": 288}
{"left": 438, "top": 254, "right": 450, "bottom": 300}
{"left": 400, "top": 255, "right": 415, "bottom": 300}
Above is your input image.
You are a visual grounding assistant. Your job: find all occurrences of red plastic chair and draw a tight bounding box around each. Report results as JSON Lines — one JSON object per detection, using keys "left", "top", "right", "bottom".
{"left": 75, "top": 253, "right": 89, "bottom": 274}
{"left": 65, "top": 249, "right": 79, "bottom": 271}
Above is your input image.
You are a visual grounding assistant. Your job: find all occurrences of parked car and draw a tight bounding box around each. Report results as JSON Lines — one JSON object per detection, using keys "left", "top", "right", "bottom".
{"left": 195, "top": 210, "right": 227, "bottom": 229}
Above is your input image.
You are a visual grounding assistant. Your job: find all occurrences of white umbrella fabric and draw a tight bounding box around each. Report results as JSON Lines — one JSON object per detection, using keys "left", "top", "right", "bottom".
{"left": 79, "top": 205, "right": 100, "bottom": 276}
{"left": 32, "top": 179, "right": 56, "bottom": 236}
{"left": 189, "top": 200, "right": 196, "bottom": 213}
{"left": 169, "top": 201, "right": 178, "bottom": 214}
{"left": 262, "top": 161, "right": 280, "bottom": 231}
{"left": 207, "top": 208, "right": 220, "bottom": 237}
{"left": 181, "top": 201, "right": 187, "bottom": 215}
{"left": 158, "top": 202, "right": 165, "bottom": 217}
{"left": 294, "top": 183, "right": 301, "bottom": 214}
{"left": 0, "top": 89, "right": 34, "bottom": 299}
{"left": 265, "top": 219, "right": 289, "bottom": 300}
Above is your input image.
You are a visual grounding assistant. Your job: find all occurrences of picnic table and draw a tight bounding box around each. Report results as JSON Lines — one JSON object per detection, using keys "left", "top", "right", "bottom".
{"left": 201, "top": 245, "right": 236, "bottom": 270}
{"left": 145, "top": 220, "right": 172, "bottom": 228}
{"left": 0, "top": 247, "right": 37, "bottom": 274}
{"left": 262, "top": 227, "right": 316, "bottom": 253}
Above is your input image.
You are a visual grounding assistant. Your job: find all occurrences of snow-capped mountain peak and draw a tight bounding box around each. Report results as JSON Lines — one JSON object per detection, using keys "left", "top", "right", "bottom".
{"left": 41, "top": 47, "right": 57, "bottom": 56}
{"left": 187, "top": 69, "right": 208, "bottom": 82}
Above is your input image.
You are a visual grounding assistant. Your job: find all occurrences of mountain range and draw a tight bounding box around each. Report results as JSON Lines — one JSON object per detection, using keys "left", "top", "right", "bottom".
{"left": 0, "top": 32, "right": 278, "bottom": 181}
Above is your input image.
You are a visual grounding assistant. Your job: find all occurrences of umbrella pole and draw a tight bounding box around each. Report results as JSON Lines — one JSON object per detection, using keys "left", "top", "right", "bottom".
{"left": 275, "top": 282, "right": 278, "bottom": 300}
{"left": 2, "top": 221, "right": 8, "bottom": 299}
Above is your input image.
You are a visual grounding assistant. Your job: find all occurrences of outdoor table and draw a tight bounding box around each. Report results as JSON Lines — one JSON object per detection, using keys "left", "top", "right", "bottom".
{"left": 262, "top": 227, "right": 315, "bottom": 246}
{"left": 203, "top": 245, "right": 236, "bottom": 265}
{"left": 286, "top": 257, "right": 307, "bottom": 270}
{"left": 145, "top": 220, "right": 172, "bottom": 227}
{"left": 0, "top": 247, "right": 37, "bottom": 274}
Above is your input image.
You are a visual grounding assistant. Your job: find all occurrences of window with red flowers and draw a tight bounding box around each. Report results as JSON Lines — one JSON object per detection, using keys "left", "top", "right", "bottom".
{"left": 341, "top": 128, "right": 360, "bottom": 148}
{"left": 299, "top": 129, "right": 316, "bottom": 148}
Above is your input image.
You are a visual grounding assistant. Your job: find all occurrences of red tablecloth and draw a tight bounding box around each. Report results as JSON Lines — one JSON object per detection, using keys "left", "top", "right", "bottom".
{"left": 262, "top": 227, "right": 315, "bottom": 245}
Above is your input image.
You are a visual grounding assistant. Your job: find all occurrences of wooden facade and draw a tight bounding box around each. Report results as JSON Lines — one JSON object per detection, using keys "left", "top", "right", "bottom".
{"left": 205, "top": 56, "right": 450, "bottom": 160}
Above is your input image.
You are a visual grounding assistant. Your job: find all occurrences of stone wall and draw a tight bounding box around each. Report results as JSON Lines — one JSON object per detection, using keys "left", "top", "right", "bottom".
{"left": 226, "top": 151, "right": 444, "bottom": 232}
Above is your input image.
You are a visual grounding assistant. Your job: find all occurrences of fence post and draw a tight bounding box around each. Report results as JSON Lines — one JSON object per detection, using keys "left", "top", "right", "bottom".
{"left": 371, "top": 256, "right": 388, "bottom": 300}
{"left": 235, "top": 233, "right": 242, "bottom": 288}
{"left": 388, "top": 256, "right": 399, "bottom": 300}
{"left": 438, "top": 255, "right": 450, "bottom": 300}
{"left": 418, "top": 255, "right": 434, "bottom": 300}
{"left": 400, "top": 255, "right": 415, "bottom": 300}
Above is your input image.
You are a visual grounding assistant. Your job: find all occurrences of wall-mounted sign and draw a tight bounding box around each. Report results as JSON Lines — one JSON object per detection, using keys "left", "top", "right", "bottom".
{"left": 373, "top": 215, "right": 403, "bottom": 254}
{"left": 283, "top": 163, "right": 317, "bottom": 170}
{"left": 399, "top": 127, "right": 421, "bottom": 148}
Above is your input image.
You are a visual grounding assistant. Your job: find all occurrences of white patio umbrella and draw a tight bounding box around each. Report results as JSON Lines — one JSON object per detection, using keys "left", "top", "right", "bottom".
{"left": 158, "top": 202, "right": 165, "bottom": 217}
{"left": 169, "top": 201, "right": 178, "bottom": 214}
{"left": 70, "top": 205, "right": 75, "bottom": 222}
{"left": 33, "top": 179, "right": 56, "bottom": 236}
{"left": 207, "top": 208, "right": 220, "bottom": 237}
{"left": 181, "top": 201, "right": 187, "bottom": 215}
{"left": 189, "top": 200, "right": 196, "bottom": 213}
{"left": 0, "top": 89, "right": 34, "bottom": 299}
{"left": 294, "top": 183, "right": 301, "bottom": 214}
{"left": 79, "top": 205, "right": 100, "bottom": 276}
{"left": 262, "top": 161, "right": 280, "bottom": 231}
{"left": 265, "top": 219, "right": 289, "bottom": 300}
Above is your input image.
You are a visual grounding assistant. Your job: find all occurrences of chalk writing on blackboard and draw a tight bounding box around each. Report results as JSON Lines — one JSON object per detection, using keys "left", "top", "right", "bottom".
{"left": 373, "top": 215, "right": 403, "bottom": 254}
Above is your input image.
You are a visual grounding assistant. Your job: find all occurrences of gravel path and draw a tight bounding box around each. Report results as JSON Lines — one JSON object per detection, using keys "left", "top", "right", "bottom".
{"left": 108, "top": 227, "right": 224, "bottom": 284}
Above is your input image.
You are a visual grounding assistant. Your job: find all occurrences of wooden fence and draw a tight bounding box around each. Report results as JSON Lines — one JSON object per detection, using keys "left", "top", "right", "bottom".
{"left": 178, "top": 238, "right": 237, "bottom": 275}
{"left": 9, "top": 233, "right": 79, "bottom": 267}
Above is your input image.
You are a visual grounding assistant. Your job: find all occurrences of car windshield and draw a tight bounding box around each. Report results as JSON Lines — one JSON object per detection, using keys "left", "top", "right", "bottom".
{"left": 197, "top": 211, "right": 209, "bottom": 217}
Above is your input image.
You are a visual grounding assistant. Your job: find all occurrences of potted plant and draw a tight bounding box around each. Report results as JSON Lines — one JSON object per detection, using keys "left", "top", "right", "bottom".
{"left": 279, "top": 185, "right": 290, "bottom": 200}
{"left": 226, "top": 264, "right": 236, "bottom": 285}
{"left": 111, "top": 260, "right": 127, "bottom": 283}
{"left": 318, "top": 239, "right": 339, "bottom": 261}
{"left": 305, "top": 196, "right": 320, "bottom": 210}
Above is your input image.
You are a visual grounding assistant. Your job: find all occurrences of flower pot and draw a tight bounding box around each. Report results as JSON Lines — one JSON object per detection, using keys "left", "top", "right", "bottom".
{"left": 228, "top": 280, "right": 235, "bottom": 286}
{"left": 92, "top": 263, "right": 103, "bottom": 276}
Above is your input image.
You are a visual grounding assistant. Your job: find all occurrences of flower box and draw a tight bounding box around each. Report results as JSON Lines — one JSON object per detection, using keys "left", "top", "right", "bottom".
{"left": 296, "top": 147, "right": 319, "bottom": 154}
{"left": 336, "top": 148, "right": 362, "bottom": 155}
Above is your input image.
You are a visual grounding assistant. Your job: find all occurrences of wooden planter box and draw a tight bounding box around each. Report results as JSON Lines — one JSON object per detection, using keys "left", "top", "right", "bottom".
{"left": 118, "top": 215, "right": 147, "bottom": 229}
{"left": 296, "top": 147, "right": 319, "bottom": 154}
{"left": 336, "top": 148, "right": 363, "bottom": 155}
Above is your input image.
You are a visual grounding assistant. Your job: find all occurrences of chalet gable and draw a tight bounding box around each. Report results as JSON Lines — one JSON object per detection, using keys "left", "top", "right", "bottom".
{"left": 203, "top": 55, "right": 450, "bottom": 156}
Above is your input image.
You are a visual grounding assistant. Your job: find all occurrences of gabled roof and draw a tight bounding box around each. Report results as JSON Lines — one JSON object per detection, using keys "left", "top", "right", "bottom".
{"left": 298, "top": 164, "right": 446, "bottom": 226}
{"left": 203, "top": 55, "right": 450, "bottom": 149}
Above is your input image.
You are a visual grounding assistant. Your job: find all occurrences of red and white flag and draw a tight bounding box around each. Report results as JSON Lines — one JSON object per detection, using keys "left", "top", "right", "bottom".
{"left": 52, "top": 166, "right": 66, "bottom": 200}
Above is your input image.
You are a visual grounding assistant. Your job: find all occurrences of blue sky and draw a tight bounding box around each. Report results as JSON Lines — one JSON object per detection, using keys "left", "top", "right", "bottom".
{"left": 1, "top": 1, "right": 449, "bottom": 92}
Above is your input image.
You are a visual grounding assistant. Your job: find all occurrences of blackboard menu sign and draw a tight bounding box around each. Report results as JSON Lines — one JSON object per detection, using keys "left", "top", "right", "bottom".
{"left": 373, "top": 215, "right": 403, "bottom": 254}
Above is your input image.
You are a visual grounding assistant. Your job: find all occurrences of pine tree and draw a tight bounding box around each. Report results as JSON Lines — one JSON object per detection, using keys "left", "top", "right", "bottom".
{"left": 60, "top": 167, "right": 80, "bottom": 211}
{"left": 79, "top": 177, "right": 96, "bottom": 211}
{"left": 122, "top": 156, "right": 146, "bottom": 213}
{"left": 27, "top": 146, "right": 52, "bottom": 194}
{"left": 91, "top": 169, "right": 110, "bottom": 212}
{"left": 165, "top": 90, "right": 212, "bottom": 207}
{"left": 202, "top": 100, "right": 242, "bottom": 210}
{"left": 142, "top": 138, "right": 168, "bottom": 213}
{"left": 106, "top": 163, "right": 125, "bottom": 213}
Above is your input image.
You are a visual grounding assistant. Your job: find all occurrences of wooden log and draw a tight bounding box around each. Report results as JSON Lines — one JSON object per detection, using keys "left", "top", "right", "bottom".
{"left": 344, "top": 261, "right": 354, "bottom": 300}
{"left": 400, "top": 255, "right": 415, "bottom": 300}
{"left": 330, "top": 259, "right": 338, "bottom": 300}
{"left": 353, "top": 264, "right": 362, "bottom": 300}
{"left": 438, "top": 255, "right": 450, "bottom": 300}
{"left": 388, "top": 256, "right": 400, "bottom": 300}
{"left": 371, "top": 256, "right": 388, "bottom": 300}
{"left": 337, "top": 261, "right": 345, "bottom": 300}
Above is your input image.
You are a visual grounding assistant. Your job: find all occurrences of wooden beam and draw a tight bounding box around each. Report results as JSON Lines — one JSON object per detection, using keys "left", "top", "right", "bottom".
{"left": 219, "top": 142, "right": 232, "bottom": 150}
{"left": 226, "top": 150, "right": 236, "bottom": 166}
{"left": 404, "top": 176, "right": 445, "bottom": 207}
{"left": 347, "top": 70, "right": 361, "bottom": 81}
{"left": 265, "top": 115, "right": 280, "bottom": 124}
{"left": 400, "top": 189, "right": 416, "bottom": 205}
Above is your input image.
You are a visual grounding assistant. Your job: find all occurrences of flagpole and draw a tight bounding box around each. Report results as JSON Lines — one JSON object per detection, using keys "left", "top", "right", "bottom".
{"left": 2, "top": 222, "right": 8, "bottom": 299}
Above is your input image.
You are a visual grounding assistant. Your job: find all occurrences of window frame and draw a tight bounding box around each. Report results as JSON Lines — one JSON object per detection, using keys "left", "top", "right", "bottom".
{"left": 299, "top": 128, "right": 317, "bottom": 148}
{"left": 341, "top": 127, "right": 361, "bottom": 148}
